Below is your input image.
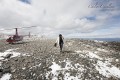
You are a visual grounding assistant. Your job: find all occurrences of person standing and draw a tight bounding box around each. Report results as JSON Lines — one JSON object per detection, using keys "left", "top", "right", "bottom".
{"left": 55, "top": 34, "right": 64, "bottom": 52}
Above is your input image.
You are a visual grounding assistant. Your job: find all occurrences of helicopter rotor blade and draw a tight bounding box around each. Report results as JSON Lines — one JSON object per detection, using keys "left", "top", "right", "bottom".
{"left": 0, "top": 26, "right": 38, "bottom": 31}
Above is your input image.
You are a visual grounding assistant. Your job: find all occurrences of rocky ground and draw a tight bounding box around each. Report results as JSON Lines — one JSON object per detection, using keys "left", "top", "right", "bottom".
{"left": 0, "top": 38, "right": 120, "bottom": 80}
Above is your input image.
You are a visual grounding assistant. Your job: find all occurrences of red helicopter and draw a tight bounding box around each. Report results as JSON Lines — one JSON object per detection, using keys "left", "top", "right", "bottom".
{"left": 5, "top": 26, "right": 36, "bottom": 44}
{"left": 6, "top": 28, "right": 24, "bottom": 44}
{"left": 0, "top": 26, "right": 37, "bottom": 44}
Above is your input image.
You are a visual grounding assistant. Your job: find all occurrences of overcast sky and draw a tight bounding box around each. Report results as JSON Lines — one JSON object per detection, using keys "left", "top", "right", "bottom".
{"left": 0, "top": 0, "right": 120, "bottom": 38}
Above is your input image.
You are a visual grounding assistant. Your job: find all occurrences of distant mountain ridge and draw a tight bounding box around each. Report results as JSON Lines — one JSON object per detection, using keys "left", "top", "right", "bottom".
{"left": 81, "top": 38, "right": 120, "bottom": 42}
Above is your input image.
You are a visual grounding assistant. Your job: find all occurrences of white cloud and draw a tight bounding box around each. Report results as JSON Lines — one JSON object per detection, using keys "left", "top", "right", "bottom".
{"left": 0, "top": 0, "right": 120, "bottom": 38}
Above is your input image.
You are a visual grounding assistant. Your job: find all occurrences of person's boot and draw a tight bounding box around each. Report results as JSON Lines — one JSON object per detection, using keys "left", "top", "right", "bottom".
{"left": 60, "top": 48, "right": 63, "bottom": 52}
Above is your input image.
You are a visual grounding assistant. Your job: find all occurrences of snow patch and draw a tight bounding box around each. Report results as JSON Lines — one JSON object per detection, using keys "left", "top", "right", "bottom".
{"left": 30, "top": 63, "right": 41, "bottom": 69}
{"left": 47, "top": 61, "right": 82, "bottom": 80}
{"left": 76, "top": 50, "right": 102, "bottom": 60}
{"left": 96, "top": 61, "right": 120, "bottom": 78}
{"left": 50, "top": 62, "right": 61, "bottom": 74}
{"left": 0, "top": 73, "right": 12, "bottom": 80}
{"left": 64, "top": 61, "right": 74, "bottom": 70}
{"left": 97, "top": 48, "right": 108, "bottom": 52}
{"left": 86, "top": 51, "right": 102, "bottom": 60}
{"left": 94, "top": 40, "right": 104, "bottom": 43}
{"left": 116, "top": 59, "right": 119, "bottom": 62}
{"left": 0, "top": 49, "right": 20, "bottom": 60}
{"left": 76, "top": 50, "right": 120, "bottom": 78}
{"left": 64, "top": 73, "right": 79, "bottom": 80}
{"left": 0, "top": 49, "right": 30, "bottom": 66}
{"left": 0, "top": 49, "right": 30, "bottom": 60}
{"left": 22, "top": 67, "right": 26, "bottom": 70}
{"left": 75, "top": 50, "right": 82, "bottom": 53}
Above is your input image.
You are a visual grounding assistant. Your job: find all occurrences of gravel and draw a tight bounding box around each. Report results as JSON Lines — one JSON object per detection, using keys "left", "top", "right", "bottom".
{"left": 0, "top": 38, "right": 120, "bottom": 80}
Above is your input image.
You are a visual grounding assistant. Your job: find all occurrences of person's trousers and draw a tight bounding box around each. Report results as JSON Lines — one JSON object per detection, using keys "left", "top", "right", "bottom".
{"left": 59, "top": 43, "right": 63, "bottom": 51}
